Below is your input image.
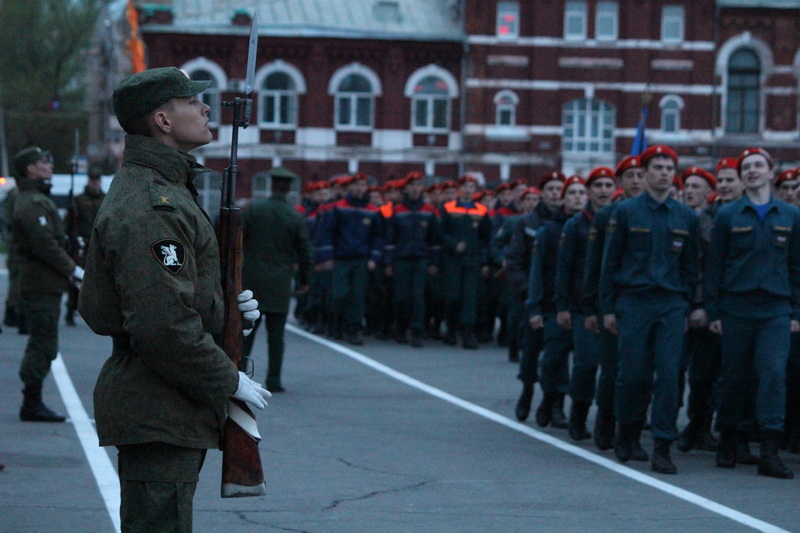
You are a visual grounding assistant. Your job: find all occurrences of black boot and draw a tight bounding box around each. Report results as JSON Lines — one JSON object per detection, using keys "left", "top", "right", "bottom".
{"left": 508, "top": 337, "right": 519, "bottom": 362}
{"left": 443, "top": 327, "right": 457, "bottom": 346}
{"left": 594, "top": 409, "right": 615, "bottom": 451}
{"left": 461, "top": 328, "right": 479, "bottom": 350}
{"left": 3, "top": 304, "right": 18, "bottom": 327}
{"left": 736, "top": 431, "right": 758, "bottom": 465}
{"left": 757, "top": 430, "right": 794, "bottom": 479}
{"left": 630, "top": 420, "right": 650, "bottom": 461}
{"left": 550, "top": 393, "right": 568, "bottom": 429}
{"left": 614, "top": 423, "right": 637, "bottom": 462}
{"left": 20, "top": 386, "right": 66, "bottom": 422}
{"left": 716, "top": 428, "right": 737, "bottom": 468}
{"left": 651, "top": 438, "right": 678, "bottom": 474}
{"left": 677, "top": 420, "right": 700, "bottom": 452}
{"left": 568, "top": 400, "right": 592, "bottom": 441}
{"left": 535, "top": 392, "right": 556, "bottom": 428}
{"left": 65, "top": 308, "right": 76, "bottom": 327}
{"left": 409, "top": 329, "right": 423, "bottom": 348}
{"left": 515, "top": 384, "right": 534, "bottom": 422}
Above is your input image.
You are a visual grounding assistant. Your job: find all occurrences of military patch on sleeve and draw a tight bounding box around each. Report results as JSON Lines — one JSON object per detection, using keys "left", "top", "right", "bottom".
{"left": 608, "top": 218, "right": 617, "bottom": 233}
{"left": 588, "top": 227, "right": 597, "bottom": 241}
{"left": 151, "top": 239, "right": 186, "bottom": 274}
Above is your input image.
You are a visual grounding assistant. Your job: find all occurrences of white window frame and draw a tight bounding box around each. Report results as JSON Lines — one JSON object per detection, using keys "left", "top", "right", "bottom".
{"left": 255, "top": 60, "right": 306, "bottom": 130}
{"left": 328, "top": 63, "right": 382, "bottom": 132}
{"left": 496, "top": 1, "right": 520, "bottom": 40}
{"left": 564, "top": 1, "right": 587, "bottom": 41}
{"left": 494, "top": 90, "right": 518, "bottom": 126}
{"left": 562, "top": 98, "right": 615, "bottom": 155}
{"left": 194, "top": 171, "right": 222, "bottom": 213}
{"left": 181, "top": 58, "right": 227, "bottom": 128}
{"left": 595, "top": 1, "right": 618, "bottom": 41}
{"left": 661, "top": 5, "right": 685, "bottom": 43}
{"left": 404, "top": 65, "right": 459, "bottom": 134}
{"left": 659, "top": 95, "right": 684, "bottom": 133}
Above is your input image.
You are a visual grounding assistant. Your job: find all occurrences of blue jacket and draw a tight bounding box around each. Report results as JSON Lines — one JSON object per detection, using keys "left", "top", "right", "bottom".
{"left": 525, "top": 209, "right": 572, "bottom": 316}
{"left": 704, "top": 195, "right": 800, "bottom": 321}
{"left": 581, "top": 201, "right": 619, "bottom": 316}
{"left": 316, "top": 194, "right": 383, "bottom": 262}
{"left": 599, "top": 192, "right": 699, "bottom": 315}
{"left": 555, "top": 205, "right": 594, "bottom": 314}
{"left": 383, "top": 197, "right": 441, "bottom": 264}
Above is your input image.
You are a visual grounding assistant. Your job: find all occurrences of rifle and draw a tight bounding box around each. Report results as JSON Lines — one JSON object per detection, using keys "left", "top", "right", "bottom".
{"left": 218, "top": 14, "right": 266, "bottom": 498}
{"left": 66, "top": 130, "right": 81, "bottom": 264}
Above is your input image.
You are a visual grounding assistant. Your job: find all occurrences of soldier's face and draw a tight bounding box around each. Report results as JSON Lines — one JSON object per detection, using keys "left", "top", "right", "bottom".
{"left": 776, "top": 180, "right": 799, "bottom": 204}
{"left": 588, "top": 177, "right": 615, "bottom": 208}
{"left": 161, "top": 95, "right": 213, "bottom": 152}
{"left": 405, "top": 179, "right": 423, "bottom": 200}
{"left": 563, "top": 183, "right": 587, "bottom": 214}
{"left": 644, "top": 156, "right": 676, "bottom": 194}
{"left": 541, "top": 181, "right": 562, "bottom": 208}
{"left": 683, "top": 176, "right": 711, "bottom": 209}
{"left": 740, "top": 155, "right": 773, "bottom": 191}
{"left": 716, "top": 168, "right": 742, "bottom": 203}
{"left": 520, "top": 193, "right": 538, "bottom": 213}
{"left": 27, "top": 157, "right": 54, "bottom": 181}
{"left": 619, "top": 167, "right": 644, "bottom": 198}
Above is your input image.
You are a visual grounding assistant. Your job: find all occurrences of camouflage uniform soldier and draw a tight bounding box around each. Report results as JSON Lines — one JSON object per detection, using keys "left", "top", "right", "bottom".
{"left": 78, "top": 67, "right": 270, "bottom": 532}
{"left": 11, "top": 147, "right": 84, "bottom": 422}
{"left": 3, "top": 185, "right": 23, "bottom": 330}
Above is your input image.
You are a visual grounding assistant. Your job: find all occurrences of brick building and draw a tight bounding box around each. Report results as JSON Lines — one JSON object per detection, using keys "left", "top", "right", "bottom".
{"left": 128, "top": 0, "right": 800, "bottom": 203}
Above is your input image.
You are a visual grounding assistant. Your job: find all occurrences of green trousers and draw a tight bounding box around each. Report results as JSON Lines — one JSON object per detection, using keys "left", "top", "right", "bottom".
{"left": 18, "top": 293, "right": 61, "bottom": 388}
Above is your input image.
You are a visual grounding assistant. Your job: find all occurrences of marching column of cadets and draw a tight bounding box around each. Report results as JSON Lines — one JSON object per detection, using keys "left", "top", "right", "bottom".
{"left": 293, "top": 145, "right": 800, "bottom": 479}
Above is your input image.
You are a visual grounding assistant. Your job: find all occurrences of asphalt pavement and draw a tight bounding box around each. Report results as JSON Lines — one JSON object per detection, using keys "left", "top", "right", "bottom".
{"left": 1, "top": 262, "right": 799, "bottom": 532}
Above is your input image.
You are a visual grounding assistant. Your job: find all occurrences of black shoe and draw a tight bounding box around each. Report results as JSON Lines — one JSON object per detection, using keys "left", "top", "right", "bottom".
{"left": 20, "top": 387, "right": 65, "bottom": 423}
{"left": 515, "top": 384, "right": 534, "bottom": 422}
{"left": 716, "top": 429, "right": 737, "bottom": 468}
{"left": 535, "top": 393, "right": 556, "bottom": 428}
{"left": 696, "top": 429, "right": 719, "bottom": 452}
{"left": 267, "top": 384, "right": 286, "bottom": 393}
{"left": 594, "top": 410, "right": 615, "bottom": 451}
{"left": 443, "top": 329, "right": 457, "bottom": 346}
{"left": 568, "top": 401, "right": 592, "bottom": 441}
{"left": 409, "top": 329, "right": 423, "bottom": 348}
{"left": 3, "top": 305, "right": 18, "bottom": 327}
{"left": 757, "top": 430, "right": 794, "bottom": 479}
{"left": 462, "top": 330, "right": 479, "bottom": 350}
{"left": 346, "top": 331, "right": 364, "bottom": 346}
{"left": 614, "top": 423, "right": 636, "bottom": 462}
{"left": 737, "top": 438, "right": 758, "bottom": 465}
{"left": 677, "top": 423, "right": 698, "bottom": 452}
{"left": 550, "top": 394, "right": 568, "bottom": 429}
{"left": 651, "top": 438, "right": 677, "bottom": 474}
{"left": 631, "top": 440, "right": 650, "bottom": 461}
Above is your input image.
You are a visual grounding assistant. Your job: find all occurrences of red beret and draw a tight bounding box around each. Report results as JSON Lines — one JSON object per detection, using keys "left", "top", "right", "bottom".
{"left": 615, "top": 155, "right": 641, "bottom": 177}
{"left": 560, "top": 175, "right": 585, "bottom": 198}
{"left": 775, "top": 168, "right": 798, "bottom": 187}
{"left": 539, "top": 171, "right": 566, "bottom": 188}
{"left": 351, "top": 172, "right": 368, "bottom": 182}
{"left": 315, "top": 181, "right": 330, "bottom": 190}
{"left": 612, "top": 187, "right": 625, "bottom": 201}
{"left": 738, "top": 147, "right": 773, "bottom": 171}
{"left": 715, "top": 157, "right": 739, "bottom": 174}
{"left": 672, "top": 176, "right": 684, "bottom": 191}
{"left": 472, "top": 191, "right": 487, "bottom": 202}
{"left": 681, "top": 166, "right": 717, "bottom": 189}
{"left": 707, "top": 192, "right": 718, "bottom": 205}
{"left": 641, "top": 145, "right": 678, "bottom": 166}
{"left": 586, "top": 166, "right": 616, "bottom": 187}
{"left": 521, "top": 186, "right": 541, "bottom": 199}
{"left": 459, "top": 174, "right": 479, "bottom": 185}
{"left": 404, "top": 171, "right": 424, "bottom": 183}
{"left": 495, "top": 182, "right": 513, "bottom": 193}
{"left": 442, "top": 180, "right": 459, "bottom": 190}
{"left": 339, "top": 176, "right": 355, "bottom": 187}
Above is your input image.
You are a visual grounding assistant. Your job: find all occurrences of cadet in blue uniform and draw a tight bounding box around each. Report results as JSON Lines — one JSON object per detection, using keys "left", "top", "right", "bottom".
{"left": 384, "top": 172, "right": 441, "bottom": 347}
{"left": 316, "top": 173, "right": 383, "bottom": 345}
{"left": 581, "top": 155, "right": 644, "bottom": 453}
{"left": 528, "top": 176, "right": 587, "bottom": 429}
{"left": 555, "top": 167, "right": 616, "bottom": 441}
{"left": 705, "top": 147, "right": 800, "bottom": 479}
{"left": 600, "top": 145, "right": 699, "bottom": 474}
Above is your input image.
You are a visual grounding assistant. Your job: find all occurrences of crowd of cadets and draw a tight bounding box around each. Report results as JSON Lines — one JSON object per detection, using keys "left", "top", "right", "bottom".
{"left": 294, "top": 145, "right": 800, "bottom": 479}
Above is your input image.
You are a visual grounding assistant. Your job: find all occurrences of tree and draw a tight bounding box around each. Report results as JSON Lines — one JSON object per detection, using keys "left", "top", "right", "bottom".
{"left": 0, "top": 0, "right": 109, "bottom": 173}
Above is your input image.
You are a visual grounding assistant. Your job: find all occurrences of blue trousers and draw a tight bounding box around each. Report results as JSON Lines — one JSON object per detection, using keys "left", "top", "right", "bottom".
{"left": 569, "top": 314, "right": 602, "bottom": 403}
{"left": 614, "top": 291, "right": 687, "bottom": 441}
{"left": 717, "top": 313, "right": 790, "bottom": 432}
{"left": 594, "top": 327, "right": 618, "bottom": 413}
{"left": 539, "top": 313, "right": 573, "bottom": 395}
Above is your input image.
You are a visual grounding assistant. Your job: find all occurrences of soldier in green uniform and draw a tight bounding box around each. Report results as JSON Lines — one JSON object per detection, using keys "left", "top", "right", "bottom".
{"left": 64, "top": 171, "right": 106, "bottom": 326}
{"left": 78, "top": 67, "right": 271, "bottom": 532}
{"left": 3, "top": 184, "right": 23, "bottom": 331}
{"left": 11, "top": 146, "right": 84, "bottom": 422}
{"left": 242, "top": 166, "right": 312, "bottom": 392}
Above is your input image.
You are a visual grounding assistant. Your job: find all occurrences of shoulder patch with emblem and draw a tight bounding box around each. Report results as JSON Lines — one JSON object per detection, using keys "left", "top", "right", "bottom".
{"left": 151, "top": 239, "right": 186, "bottom": 274}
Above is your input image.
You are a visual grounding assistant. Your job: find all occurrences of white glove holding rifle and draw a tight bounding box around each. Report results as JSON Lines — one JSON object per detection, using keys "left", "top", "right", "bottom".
{"left": 233, "top": 372, "right": 272, "bottom": 410}
{"left": 237, "top": 290, "right": 260, "bottom": 336}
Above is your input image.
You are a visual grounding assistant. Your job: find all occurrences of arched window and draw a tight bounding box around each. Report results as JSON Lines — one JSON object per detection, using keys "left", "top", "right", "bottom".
{"left": 659, "top": 95, "right": 684, "bottom": 133}
{"left": 261, "top": 72, "right": 297, "bottom": 127}
{"left": 189, "top": 69, "right": 221, "bottom": 126}
{"left": 494, "top": 90, "right": 518, "bottom": 126}
{"left": 335, "top": 74, "right": 374, "bottom": 129}
{"left": 412, "top": 76, "right": 450, "bottom": 131}
{"left": 562, "top": 99, "right": 615, "bottom": 154}
{"left": 726, "top": 48, "right": 760, "bottom": 133}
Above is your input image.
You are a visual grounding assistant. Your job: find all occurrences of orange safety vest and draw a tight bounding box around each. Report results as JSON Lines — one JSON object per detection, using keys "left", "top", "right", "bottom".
{"left": 443, "top": 200, "right": 488, "bottom": 218}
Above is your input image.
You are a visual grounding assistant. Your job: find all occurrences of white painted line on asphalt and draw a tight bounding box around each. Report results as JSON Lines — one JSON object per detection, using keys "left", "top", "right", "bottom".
{"left": 287, "top": 324, "right": 790, "bottom": 533}
{"left": 52, "top": 353, "right": 121, "bottom": 533}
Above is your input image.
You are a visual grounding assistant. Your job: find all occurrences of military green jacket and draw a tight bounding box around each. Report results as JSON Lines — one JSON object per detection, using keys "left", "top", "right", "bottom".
{"left": 69, "top": 186, "right": 106, "bottom": 242}
{"left": 79, "top": 134, "right": 239, "bottom": 450}
{"left": 242, "top": 195, "right": 312, "bottom": 314}
{"left": 11, "top": 178, "right": 75, "bottom": 294}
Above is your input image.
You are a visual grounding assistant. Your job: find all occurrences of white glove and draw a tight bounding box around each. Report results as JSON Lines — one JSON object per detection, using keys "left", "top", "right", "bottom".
{"left": 71, "top": 265, "right": 85, "bottom": 289}
{"left": 233, "top": 371, "right": 272, "bottom": 410}
{"left": 237, "top": 289, "right": 260, "bottom": 336}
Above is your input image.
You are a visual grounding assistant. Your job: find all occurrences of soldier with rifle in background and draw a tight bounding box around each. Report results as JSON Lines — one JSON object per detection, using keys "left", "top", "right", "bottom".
{"left": 79, "top": 64, "right": 270, "bottom": 531}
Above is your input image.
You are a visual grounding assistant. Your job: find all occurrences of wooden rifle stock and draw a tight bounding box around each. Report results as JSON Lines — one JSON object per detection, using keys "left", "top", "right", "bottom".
{"left": 218, "top": 99, "right": 266, "bottom": 498}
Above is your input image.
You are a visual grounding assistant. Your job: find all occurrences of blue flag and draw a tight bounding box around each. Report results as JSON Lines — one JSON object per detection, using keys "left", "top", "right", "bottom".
{"left": 631, "top": 106, "right": 648, "bottom": 156}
